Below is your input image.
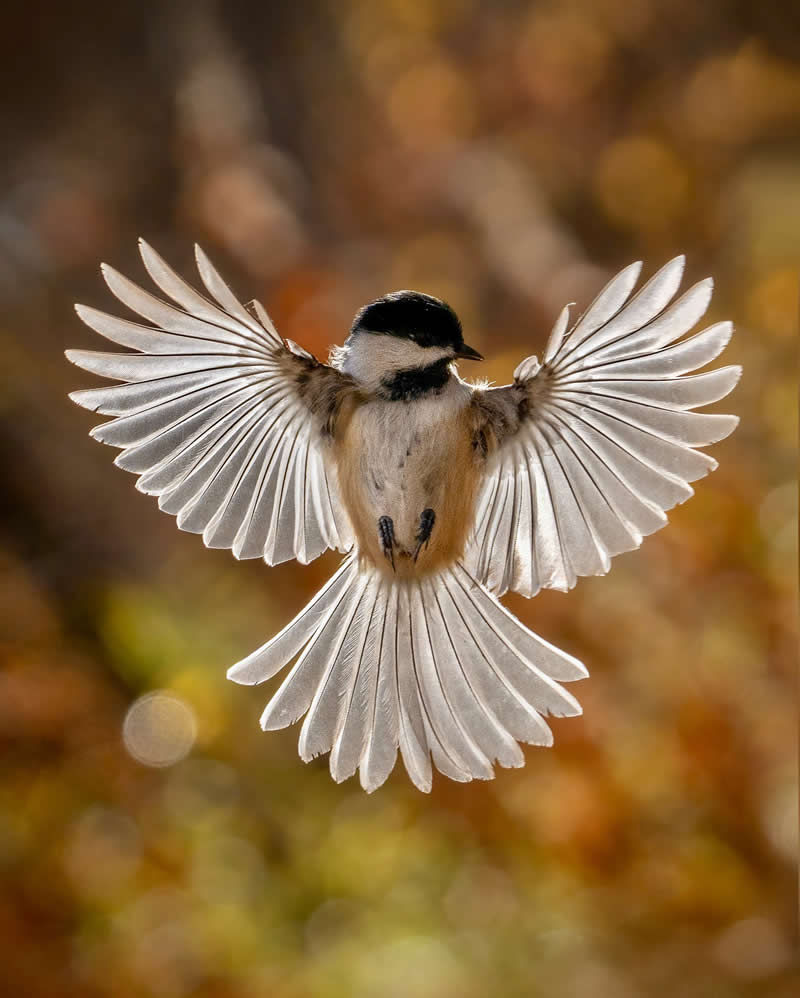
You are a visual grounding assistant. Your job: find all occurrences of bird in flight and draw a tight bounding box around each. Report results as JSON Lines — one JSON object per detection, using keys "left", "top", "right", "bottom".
{"left": 68, "top": 241, "right": 740, "bottom": 792}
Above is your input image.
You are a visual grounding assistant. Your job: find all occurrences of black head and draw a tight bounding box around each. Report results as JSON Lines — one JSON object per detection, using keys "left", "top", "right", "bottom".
{"left": 350, "top": 290, "right": 482, "bottom": 360}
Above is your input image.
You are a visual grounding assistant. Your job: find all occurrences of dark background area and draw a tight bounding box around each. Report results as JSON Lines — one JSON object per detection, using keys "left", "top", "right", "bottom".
{"left": 0, "top": 2, "right": 797, "bottom": 996}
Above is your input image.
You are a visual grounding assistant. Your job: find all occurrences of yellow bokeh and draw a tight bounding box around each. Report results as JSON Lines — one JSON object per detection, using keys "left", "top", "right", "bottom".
{"left": 594, "top": 136, "right": 691, "bottom": 235}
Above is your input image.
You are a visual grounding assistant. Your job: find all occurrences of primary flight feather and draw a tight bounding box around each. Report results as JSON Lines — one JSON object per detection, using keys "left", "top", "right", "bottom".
{"left": 68, "top": 241, "right": 740, "bottom": 792}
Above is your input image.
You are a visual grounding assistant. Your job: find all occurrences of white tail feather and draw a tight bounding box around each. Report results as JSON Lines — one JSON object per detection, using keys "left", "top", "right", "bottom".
{"left": 228, "top": 557, "right": 587, "bottom": 792}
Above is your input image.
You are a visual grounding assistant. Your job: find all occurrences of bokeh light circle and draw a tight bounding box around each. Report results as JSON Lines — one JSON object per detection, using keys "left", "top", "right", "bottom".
{"left": 122, "top": 691, "right": 197, "bottom": 768}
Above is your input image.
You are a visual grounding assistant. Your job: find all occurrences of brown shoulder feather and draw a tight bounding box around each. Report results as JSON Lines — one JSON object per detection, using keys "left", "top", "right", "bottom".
{"left": 281, "top": 351, "right": 360, "bottom": 439}
{"left": 468, "top": 382, "right": 528, "bottom": 458}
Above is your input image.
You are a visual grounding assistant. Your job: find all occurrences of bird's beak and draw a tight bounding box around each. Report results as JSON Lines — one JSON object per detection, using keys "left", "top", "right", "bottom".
{"left": 455, "top": 343, "right": 483, "bottom": 361}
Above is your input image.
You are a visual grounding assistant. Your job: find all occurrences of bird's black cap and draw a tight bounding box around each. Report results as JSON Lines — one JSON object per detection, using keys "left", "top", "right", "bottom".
{"left": 351, "top": 290, "right": 482, "bottom": 359}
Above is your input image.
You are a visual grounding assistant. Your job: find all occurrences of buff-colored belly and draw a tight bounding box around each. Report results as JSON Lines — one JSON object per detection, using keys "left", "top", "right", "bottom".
{"left": 334, "top": 392, "right": 480, "bottom": 578}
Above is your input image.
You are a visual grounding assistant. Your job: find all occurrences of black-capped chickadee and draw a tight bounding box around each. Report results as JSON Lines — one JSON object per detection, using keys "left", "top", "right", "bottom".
{"left": 67, "top": 242, "right": 740, "bottom": 792}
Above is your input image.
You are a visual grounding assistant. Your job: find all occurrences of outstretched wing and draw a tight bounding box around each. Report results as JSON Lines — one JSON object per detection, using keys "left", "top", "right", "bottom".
{"left": 465, "top": 257, "right": 741, "bottom": 597}
{"left": 68, "top": 240, "right": 354, "bottom": 565}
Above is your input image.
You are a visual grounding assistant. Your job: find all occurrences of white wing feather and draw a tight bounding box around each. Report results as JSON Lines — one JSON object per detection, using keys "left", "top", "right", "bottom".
{"left": 466, "top": 257, "right": 740, "bottom": 597}
{"left": 68, "top": 240, "right": 353, "bottom": 565}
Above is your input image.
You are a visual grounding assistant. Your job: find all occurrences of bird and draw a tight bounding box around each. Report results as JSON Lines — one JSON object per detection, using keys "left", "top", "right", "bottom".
{"left": 67, "top": 240, "right": 741, "bottom": 792}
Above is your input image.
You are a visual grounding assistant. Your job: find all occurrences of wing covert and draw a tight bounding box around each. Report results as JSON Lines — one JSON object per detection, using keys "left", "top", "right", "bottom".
{"left": 465, "top": 257, "right": 740, "bottom": 597}
{"left": 68, "top": 240, "right": 354, "bottom": 565}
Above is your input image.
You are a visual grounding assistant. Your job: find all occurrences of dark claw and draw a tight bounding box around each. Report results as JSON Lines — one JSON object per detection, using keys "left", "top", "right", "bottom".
{"left": 413, "top": 508, "right": 436, "bottom": 562}
{"left": 378, "top": 515, "right": 396, "bottom": 571}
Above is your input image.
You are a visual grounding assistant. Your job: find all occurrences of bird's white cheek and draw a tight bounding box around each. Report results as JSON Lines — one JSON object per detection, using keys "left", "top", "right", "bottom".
{"left": 340, "top": 335, "right": 451, "bottom": 388}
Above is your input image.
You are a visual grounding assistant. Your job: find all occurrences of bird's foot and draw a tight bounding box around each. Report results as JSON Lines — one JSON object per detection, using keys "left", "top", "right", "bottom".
{"left": 413, "top": 508, "right": 436, "bottom": 562}
{"left": 378, "top": 516, "right": 396, "bottom": 571}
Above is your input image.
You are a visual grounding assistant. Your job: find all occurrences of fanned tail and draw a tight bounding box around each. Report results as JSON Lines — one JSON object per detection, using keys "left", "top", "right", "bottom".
{"left": 228, "top": 557, "right": 587, "bottom": 792}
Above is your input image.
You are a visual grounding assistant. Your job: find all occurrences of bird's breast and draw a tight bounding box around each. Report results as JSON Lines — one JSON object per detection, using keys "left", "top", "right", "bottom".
{"left": 334, "top": 384, "right": 480, "bottom": 576}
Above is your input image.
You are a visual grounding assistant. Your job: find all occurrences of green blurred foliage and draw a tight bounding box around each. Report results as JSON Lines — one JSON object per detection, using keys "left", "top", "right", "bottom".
{"left": 0, "top": 1, "right": 796, "bottom": 996}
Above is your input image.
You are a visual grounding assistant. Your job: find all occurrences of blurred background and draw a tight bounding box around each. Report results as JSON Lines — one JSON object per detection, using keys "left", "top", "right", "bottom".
{"left": 0, "top": 1, "right": 797, "bottom": 995}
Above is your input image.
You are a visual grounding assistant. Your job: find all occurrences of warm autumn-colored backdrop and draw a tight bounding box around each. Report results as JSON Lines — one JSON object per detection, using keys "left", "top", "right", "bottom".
{"left": 0, "top": 2, "right": 796, "bottom": 996}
